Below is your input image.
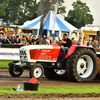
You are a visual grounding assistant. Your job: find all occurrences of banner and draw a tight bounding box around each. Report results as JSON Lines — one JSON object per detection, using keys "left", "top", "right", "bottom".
{"left": 0, "top": 48, "right": 20, "bottom": 60}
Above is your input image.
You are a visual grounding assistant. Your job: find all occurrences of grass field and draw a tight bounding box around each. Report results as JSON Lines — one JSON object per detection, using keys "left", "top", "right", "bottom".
{"left": 0, "top": 86, "right": 100, "bottom": 94}
{"left": 0, "top": 60, "right": 18, "bottom": 68}
{"left": 0, "top": 60, "right": 100, "bottom": 95}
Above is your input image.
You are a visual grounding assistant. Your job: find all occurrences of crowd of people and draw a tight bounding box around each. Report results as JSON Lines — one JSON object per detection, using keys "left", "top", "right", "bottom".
{"left": 0, "top": 32, "right": 61, "bottom": 46}
{"left": 0, "top": 32, "right": 45, "bottom": 46}
{"left": 71, "top": 37, "right": 100, "bottom": 51}
{"left": 0, "top": 32, "right": 100, "bottom": 51}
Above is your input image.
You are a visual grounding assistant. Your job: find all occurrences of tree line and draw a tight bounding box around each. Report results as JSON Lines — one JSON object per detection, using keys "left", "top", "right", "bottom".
{"left": 0, "top": 0, "right": 94, "bottom": 28}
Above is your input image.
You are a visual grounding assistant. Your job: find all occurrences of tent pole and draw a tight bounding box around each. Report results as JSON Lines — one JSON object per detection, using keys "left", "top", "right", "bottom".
{"left": 52, "top": 0, "right": 58, "bottom": 41}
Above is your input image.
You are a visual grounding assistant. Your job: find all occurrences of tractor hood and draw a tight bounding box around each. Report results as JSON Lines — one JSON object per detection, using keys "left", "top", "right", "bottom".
{"left": 20, "top": 45, "right": 53, "bottom": 51}
{"left": 20, "top": 43, "right": 61, "bottom": 63}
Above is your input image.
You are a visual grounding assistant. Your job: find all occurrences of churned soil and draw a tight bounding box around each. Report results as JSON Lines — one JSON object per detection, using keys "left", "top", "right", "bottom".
{"left": 0, "top": 93, "right": 100, "bottom": 100}
{"left": 0, "top": 68, "right": 100, "bottom": 87}
{"left": 1, "top": 68, "right": 100, "bottom": 100}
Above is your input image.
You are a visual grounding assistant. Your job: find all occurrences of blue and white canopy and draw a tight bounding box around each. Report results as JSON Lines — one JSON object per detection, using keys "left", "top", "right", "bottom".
{"left": 20, "top": 10, "right": 78, "bottom": 31}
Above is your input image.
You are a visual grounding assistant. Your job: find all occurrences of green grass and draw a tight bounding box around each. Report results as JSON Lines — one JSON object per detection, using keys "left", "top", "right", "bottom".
{"left": 0, "top": 60, "right": 19, "bottom": 68}
{"left": 0, "top": 86, "right": 100, "bottom": 94}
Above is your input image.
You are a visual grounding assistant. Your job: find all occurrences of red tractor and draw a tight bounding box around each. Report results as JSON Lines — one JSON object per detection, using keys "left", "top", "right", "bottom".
{"left": 8, "top": 40, "right": 98, "bottom": 82}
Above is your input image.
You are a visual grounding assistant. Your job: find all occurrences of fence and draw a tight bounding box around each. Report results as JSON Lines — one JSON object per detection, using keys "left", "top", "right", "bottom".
{"left": 0, "top": 45, "right": 20, "bottom": 60}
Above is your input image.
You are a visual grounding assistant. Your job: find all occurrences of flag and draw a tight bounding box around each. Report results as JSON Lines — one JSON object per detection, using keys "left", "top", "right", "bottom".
{"left": 52, "top": 1, "right": 58, "bottom": 34}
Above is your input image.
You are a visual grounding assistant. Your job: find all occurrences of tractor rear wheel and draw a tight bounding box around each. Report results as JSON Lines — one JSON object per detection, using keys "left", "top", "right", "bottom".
{"left": 44, "top": 69, "right": 67, "bottom": 80}
{"left": 66, "top": 48, "right": 98, "bottom": 82}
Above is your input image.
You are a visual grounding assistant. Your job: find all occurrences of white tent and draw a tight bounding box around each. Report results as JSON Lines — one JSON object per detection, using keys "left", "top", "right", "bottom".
{"left": 20, "top": 10, "right": 78, "bottom": 31}
{"left": 19, "top": 10, "right": 78, "bottom": 38}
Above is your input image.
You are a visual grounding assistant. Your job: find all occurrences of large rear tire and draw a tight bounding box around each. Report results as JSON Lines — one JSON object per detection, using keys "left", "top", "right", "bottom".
{"left": 9, "top": 61, "right": 23, "bottom": 77}
{"left": 44, "top": 68, "right": 67, "bottom": 80}
{"left": 66, "top": 48, "right": 98, "bottom": 82}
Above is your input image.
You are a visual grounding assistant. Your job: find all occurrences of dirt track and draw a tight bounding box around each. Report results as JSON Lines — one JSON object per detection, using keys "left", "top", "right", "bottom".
{"left": 0, "top": 68, "right": 100, "bottom": 87}
{"left": 1, "top": 68, "right": 100, "bottom": 100}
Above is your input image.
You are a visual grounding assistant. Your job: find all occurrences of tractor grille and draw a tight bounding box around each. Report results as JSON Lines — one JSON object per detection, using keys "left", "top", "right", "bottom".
{"left": 20, "top": 50, "right": 27, "bottom": 61}
{"left": 20, "top": 51, "right": 26, "bottom": 55}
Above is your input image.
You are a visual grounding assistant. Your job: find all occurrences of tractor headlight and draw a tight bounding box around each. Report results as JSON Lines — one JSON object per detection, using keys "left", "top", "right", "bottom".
{"left": 20, "top": 56, "right": 24, "bottom": 60}
{"left": 24, "top": 56, "right": 28, "bottom": 60}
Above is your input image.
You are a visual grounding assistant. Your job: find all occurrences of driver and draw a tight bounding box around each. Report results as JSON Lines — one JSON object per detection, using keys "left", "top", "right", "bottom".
{"left": 57, "top": 33, "right": 72, "bottom": 58}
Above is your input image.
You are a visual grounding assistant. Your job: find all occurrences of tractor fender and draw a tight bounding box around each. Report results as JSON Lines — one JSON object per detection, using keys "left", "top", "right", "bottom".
{"left": 65, "top": 45, "right": 95, "bottom": 58}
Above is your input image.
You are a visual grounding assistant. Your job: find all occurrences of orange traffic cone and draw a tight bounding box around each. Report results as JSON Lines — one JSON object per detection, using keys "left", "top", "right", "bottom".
{"left": 28, "top": 77, "right": 38, "bottom": 83}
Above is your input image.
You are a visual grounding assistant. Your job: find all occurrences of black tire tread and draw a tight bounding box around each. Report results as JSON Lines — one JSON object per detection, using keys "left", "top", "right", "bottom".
{"left": 9, "top": 61, "right": 23, "bottom": 77}
{"left": 44, "top": 68, "right": 67, "bottom": 80}
{"left": 65, "top": 48, "right": 98, "bottom": 82}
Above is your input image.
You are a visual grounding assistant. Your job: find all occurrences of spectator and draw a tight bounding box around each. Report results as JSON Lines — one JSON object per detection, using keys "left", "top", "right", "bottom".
{"left": 13, "top": 36, "right": 21, "bottom": 45}
{"left": 36, "top": 35, "right": 40, "bottom": 44}
{"left": 29, "top": 35, "right": 32, "bottom": 39}
{"left": 93, "top": 40, "right": 100, "bottom": 50}
{"left": 76, "top": 38, "right": 81, "bottom": 45}
{"left": 8, "top": 34, "right": 11, "bottom": 40}
{"left": 87, "top": 40, "right": 93, "bottom": 47}
{"left": 4, "top": 32, "right": 8, "bottom": 36}
{"left": 21, "top": 36, "right": 27, "bottom": 46}
{"left": 82, "top": 40, "right": 87, "bottom": 46}
{"left": 83, "top": 37, "right": 87, "bottom": 45}
{"left": 93, "top": 40, "right": 96, "bottom": 45}
{"left": 46, "top": 36, "right": 50, "bottom": 45}
{"left": 27, "top": 37, "right": 32, "bottom": 45}
{"left": 10, "top": 34, "right": 15, "bottom": 43}
{"left": 2, "top": 35, "right": 11, "bottom": 44}
{"left": 26, "top": 36, "right": 29, "bottom": 41}
{"left": 50, "top": 37, "right": 52, "bottom": 44}
{"left": 43, "top": 35, "right": 46, "bottom": 39}
{"left": 0, "top": 33, "right": 3, "bottom": 45}
{"left": 42, "top": 38, "right": 47, "bottom": 45}
{"left": 20, "top": 35, "right": 23, "bottom": 40}
{"left": 71, "top": 37, "right": 76, "bottom": 45}
{"left": 58, "top": 37, "right": 61, "bottom": 41}
{"left": 51, "top": 37, "right": 57, "bottom": 43}
{"left": 32, "top": 35, "right": 36, "bottom": 45}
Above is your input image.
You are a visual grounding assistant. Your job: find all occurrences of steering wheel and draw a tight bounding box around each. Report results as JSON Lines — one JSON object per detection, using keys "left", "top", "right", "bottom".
{"left": 56, "top": 42, "right": 62, "bottom": 46}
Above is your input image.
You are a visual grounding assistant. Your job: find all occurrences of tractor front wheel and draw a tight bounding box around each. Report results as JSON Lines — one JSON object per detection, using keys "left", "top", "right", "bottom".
{"left": 29, "top": 63, "right": 44, "bottom": 79}
{"left": 9, "top": 61, "right": 23, "bottom": 77}
{"left": 66, "top": 49, "right": 98, "bottom": 82}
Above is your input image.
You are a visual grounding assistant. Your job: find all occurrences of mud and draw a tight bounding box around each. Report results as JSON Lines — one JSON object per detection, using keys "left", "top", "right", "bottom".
{"left": 0, "top": 69, "right": 100, "bottom": 87}
{"left": 0, "top": 93, "right": 100, "bottom": 100}
{"left": 0, "top": 68, "right": 100, "bottom": 99}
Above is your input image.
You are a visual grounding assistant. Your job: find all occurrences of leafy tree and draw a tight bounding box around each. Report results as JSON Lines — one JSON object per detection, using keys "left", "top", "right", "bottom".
{"left": 17, "top": 0, "right": 39, "bottom": 25}
{"left": 0, "top": 0, "right": 21, "bottom": 24}
{"left": 18, "top": 0, "right": 66, "bottom": 25}
{"left": 0, "top": 4, "right": 6, "bottom": 16}
{"left": 0, "top": 0, "right": 66, "bottom": 25}
{"left": 65, "top": 0, "right": 94, "bottom": 28}
{"left": 0, "top": 0, "right": 8, "bottom": 18}
{"left": 55, "top": 0, "right": 66, "bottom": 16}
{"left": 38, "top": 0, "right": 66, "bottom": 15}
{"left": 7, "top": 0, "right": 21, "bottom": 24}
